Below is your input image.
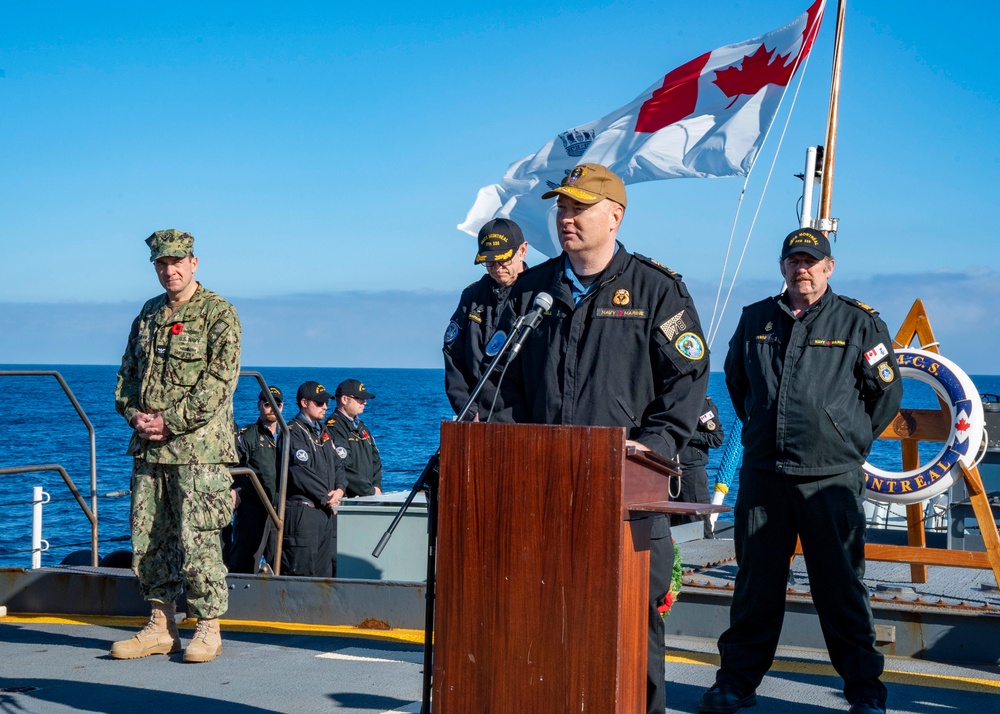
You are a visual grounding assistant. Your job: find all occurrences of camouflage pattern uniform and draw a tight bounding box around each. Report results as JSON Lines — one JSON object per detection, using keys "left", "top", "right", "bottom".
{"left": 115, "top": 230, "right": 241, "bottom": 619}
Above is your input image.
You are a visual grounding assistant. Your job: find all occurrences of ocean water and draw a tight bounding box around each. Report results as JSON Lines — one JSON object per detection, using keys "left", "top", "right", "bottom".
{"left": 1, "top": 364, "right": 997, "bottom": 568}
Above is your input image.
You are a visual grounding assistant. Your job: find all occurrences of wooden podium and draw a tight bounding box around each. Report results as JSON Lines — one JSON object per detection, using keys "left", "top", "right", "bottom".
{"left": 433, "top": 422, "right": 679, "bottom": 713}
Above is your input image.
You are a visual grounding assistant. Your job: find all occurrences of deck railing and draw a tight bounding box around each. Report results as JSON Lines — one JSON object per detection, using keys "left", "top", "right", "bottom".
{"left": 0, "top": 370, "right": 99, "bottom": 566}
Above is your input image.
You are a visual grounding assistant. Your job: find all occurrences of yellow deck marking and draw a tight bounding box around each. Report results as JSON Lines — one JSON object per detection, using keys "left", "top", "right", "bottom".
{"left": 1, "top": 613, "right": 424, "bottom": 645}
{"left": 665, "top": 650, "right": 1000, "bottom": 694}
{"left": 317, "top": 652, "right": 419, "bottom": 663}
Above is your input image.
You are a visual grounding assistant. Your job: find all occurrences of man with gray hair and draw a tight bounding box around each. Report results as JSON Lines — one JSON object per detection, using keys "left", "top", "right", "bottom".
{"left": 700, "top": 227, "right": 902, "bottom": 714}
{"left": 112, "top": 229, "right": 241, "bottom": 664}
{"left": 443, "top": 217, "right": 529, "bottom": 420}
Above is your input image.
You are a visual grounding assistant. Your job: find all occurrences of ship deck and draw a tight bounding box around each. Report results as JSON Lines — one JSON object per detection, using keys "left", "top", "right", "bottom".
{"left": 2, "top": 534, "right": 999, "bottom": 711}
{"left": 1, "top": 615, "right": 997, "bottom": 713}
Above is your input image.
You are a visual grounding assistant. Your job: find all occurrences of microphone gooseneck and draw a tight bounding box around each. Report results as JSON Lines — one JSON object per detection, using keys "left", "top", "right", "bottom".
{"left": 508, "top": 292, "right": 554, "bottom": 361}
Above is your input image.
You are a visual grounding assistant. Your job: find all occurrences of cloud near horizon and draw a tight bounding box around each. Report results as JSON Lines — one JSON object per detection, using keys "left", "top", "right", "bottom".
{"left": 1, "top": 269, "right": 996, "bottom": 375}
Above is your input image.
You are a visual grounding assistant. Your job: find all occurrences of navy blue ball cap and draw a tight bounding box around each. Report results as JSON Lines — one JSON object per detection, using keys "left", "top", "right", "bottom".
{"left": 781, "top": 227, "right": 831, "bottom": 260}
{"left": 296, "top": 381, "right": 335, "bottom": 403}
{"left": 474, "top": 218, "right": 525, "bottom": 265}
{"left": 335, "top": 379, "right": 376, "bottom": 400}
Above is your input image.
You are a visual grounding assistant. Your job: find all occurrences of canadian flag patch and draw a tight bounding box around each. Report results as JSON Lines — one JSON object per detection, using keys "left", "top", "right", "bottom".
{"left": 864, "top": 343, "right": 889, "bottom": 366}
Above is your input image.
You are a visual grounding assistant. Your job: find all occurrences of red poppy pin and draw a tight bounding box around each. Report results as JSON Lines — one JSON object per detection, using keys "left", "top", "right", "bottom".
{"left": 171, "top": 323, "right": 183, "bottom": 335}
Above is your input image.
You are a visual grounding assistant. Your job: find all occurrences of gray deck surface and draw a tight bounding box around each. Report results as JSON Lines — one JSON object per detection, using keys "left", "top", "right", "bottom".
{"left": 1, "top": 618, "right": 997, "bottom": 713}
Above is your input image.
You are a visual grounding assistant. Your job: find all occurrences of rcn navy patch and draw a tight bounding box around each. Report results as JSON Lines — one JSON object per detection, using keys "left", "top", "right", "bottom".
{"left": 485, "top": 330, "right": 506, "bottom": 357}
{"left": 675, "top": 332, "right": 705, "bottom": 361}
{"left": 443, "top": 320, "right": 460, "bottom": 345}
{"left": 877, "top": 361, "right": 895, "bottom": 383}
{"left": 612, "top": 289, "right": 630, "bottom": 306}
{"left": 295, "top": 449, "right": 309, "bottom": 462}
{"left": 336, "top": 446, "right": 348, "bottom": 459}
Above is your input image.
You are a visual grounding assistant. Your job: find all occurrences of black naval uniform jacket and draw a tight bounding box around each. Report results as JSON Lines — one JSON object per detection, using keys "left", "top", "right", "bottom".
{"left": 236, "top": 419, "right": 280, "bottom": 506}
{"left": 442, "top": 273, "right": 514, "bottom": 419}
{"left": 496, "top": 243, "right": 710, "bottom": 462}
{"left": 677, "top": 396, "right": 725, "bottom": 470}
{"left": 285, "top": 414, "right": 347, "bottom": 509}
{"left": 725, "top": 287, "right": 903, "bottom": 476}
{"left": 325, "top": 411, "right": 383, "bottom": 498}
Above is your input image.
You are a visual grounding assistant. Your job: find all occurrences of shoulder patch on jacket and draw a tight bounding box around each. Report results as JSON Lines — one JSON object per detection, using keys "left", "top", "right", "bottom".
{"left": 838, "top": 294, "right": 880, "bottom": 316}
{"left": 632, "top": 253, "right": 682, "bottom": 280}
{"left": 208, "top": 318, "right": 231, "bottom": 343}
{"left": 443, "top": 320, "right": 460, "bottom": 344}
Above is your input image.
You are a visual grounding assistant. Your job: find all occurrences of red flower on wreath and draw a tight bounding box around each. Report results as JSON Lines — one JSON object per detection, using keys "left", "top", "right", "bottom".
{"left": 171, "top": 323, "right": 183, "bottom": 335}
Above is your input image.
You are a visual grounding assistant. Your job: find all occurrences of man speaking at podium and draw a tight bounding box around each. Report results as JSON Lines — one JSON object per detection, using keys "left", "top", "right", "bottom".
{"left": 496, "top": 163, "right": 710, "bottom": 714}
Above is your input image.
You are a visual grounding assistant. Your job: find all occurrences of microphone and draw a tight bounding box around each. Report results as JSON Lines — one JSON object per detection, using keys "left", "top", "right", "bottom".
{"left": 508, "top": 292, "right": 553, "bottom": 361}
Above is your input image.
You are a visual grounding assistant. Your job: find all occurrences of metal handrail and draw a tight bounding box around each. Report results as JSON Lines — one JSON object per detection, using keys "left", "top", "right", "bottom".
{"left": 0, "top": 369, "right": 288, "bottom": 573}
{"left": 229, "top": 466, "right": 283, "bottom": 571}
{"left": 238, "top": 371, "right": 290, "bottom": 575}
{"left": 0, "top": 464, "right": 98, "bottom": 566}
{"left": 0, "top": 370, "right": 99, "bottom": 567}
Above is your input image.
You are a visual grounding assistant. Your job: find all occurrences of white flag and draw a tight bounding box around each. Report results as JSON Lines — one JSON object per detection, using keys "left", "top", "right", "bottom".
{"left": 459, "top": 0, "right": 826, "bottom": 257}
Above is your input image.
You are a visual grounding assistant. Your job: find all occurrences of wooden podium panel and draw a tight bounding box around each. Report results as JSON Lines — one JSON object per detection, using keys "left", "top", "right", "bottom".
{"left": 434, "top": 422, "right": 669, "bottom": 714}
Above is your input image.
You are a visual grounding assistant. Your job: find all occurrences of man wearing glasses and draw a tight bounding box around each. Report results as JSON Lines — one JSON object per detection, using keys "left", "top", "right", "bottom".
{"left": 281, "top": 381, "right": 347, "bottom": 577}
{"left": 443, "top": 217, "right": 529, "bottom": 420}
{"left": 229, "top": 386, "right": 284, "bottom": 574}
{"left": 326, "top": 379, "right": 383, "bottom": 498}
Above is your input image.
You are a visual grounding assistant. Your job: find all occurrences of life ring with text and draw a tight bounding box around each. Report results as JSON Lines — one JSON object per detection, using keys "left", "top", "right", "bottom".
{"left": 863, "top": 348, "right": 984, "bottom": 504}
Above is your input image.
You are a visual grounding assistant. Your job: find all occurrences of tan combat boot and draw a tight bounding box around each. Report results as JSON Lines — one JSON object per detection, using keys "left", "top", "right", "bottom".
{"left": 110, "top": 602, "right": 181, "bottom": 659}
{"left": 183, "top": 617, "right": 223, "bottom": 663}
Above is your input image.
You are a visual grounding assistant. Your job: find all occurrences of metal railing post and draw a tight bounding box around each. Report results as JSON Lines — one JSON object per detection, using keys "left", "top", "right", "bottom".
{"left": 31, "top": 486, "right": 51, "bottom": 569}
{"left": 238, "top": 371, "right": 290, "bottom": 575}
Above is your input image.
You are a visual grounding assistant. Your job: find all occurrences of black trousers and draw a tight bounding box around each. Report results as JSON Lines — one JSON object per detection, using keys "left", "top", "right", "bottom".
{"left": 282, "top": 502, "right": 335, "bottom": 577}
{"left": 715, "top": 467, "right": 886, "bottom": 705}
{"left": 228, "top": 493, "right": 276, "bottom": 574}
{"left": 647, "top": 519, "right": 674, "bottom": 714}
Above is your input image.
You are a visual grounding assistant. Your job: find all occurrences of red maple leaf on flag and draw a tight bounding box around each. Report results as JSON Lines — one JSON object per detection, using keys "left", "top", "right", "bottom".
{"left": 955, "top": 418, "right": 971, "bottom": 433}
{"left": 712, "top": 44, "right": 797, "bottom": 109}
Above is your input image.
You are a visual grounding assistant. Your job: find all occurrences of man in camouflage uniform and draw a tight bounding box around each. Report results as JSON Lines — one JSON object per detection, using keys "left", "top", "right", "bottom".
{"left": 112, "top": 229, "right": 242, "bottom": 664}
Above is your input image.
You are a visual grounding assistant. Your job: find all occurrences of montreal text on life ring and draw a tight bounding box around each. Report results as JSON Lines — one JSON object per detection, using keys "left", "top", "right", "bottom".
{"left": 863, "top": 348, "right": 984, "bottom": 505}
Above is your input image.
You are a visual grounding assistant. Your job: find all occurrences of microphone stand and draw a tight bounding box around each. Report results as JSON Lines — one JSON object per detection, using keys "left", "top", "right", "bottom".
{"left": 372, "top": 313, "right": 528, "bottom": 714}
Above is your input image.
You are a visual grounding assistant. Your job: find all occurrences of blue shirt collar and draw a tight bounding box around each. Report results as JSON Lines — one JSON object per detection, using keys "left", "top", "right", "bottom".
{"left": 562, "top": 243, "right": 619, "bottom": 305}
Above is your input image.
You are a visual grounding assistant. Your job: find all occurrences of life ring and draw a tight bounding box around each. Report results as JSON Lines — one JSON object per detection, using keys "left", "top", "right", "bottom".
{"left": 863, "top": 348, "right": 984, "bottom": 504}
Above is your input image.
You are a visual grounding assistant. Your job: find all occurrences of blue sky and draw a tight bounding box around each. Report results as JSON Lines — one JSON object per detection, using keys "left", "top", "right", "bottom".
{"left": 2, "top": 1, "right": 997, "bottom": 372}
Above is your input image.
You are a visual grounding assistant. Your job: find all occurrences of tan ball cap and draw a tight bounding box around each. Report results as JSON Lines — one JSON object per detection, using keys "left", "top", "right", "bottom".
{"left": 541, "top": 163, "right": 627, "bottom": 208}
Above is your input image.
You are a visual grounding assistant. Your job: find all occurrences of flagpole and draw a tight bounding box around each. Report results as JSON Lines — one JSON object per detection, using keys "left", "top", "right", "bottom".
{"left": 818, "top": 0, "right": 846, "bottom": 229}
